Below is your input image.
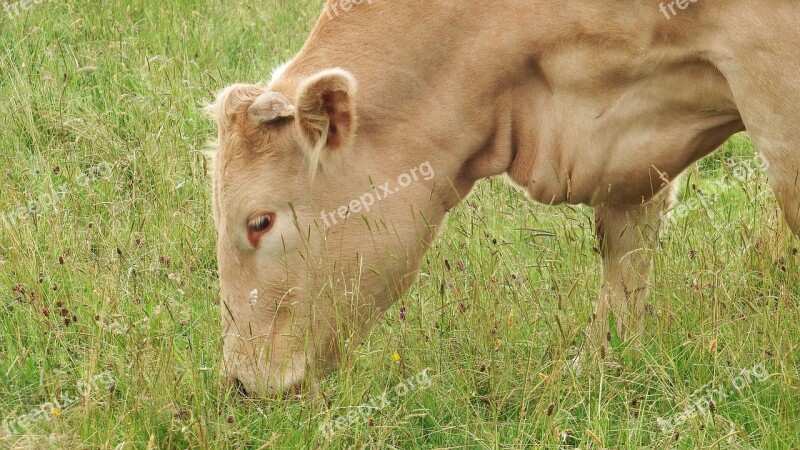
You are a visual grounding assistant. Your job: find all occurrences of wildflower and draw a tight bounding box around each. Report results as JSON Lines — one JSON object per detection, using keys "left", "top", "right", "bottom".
{"left": 391, "top": 352, "right": 401, "bottom": 362}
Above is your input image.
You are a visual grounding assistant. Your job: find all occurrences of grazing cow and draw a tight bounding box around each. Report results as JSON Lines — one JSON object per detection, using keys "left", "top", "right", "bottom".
{"left": 206, "top": 0, "right": 800, "bottom": 396}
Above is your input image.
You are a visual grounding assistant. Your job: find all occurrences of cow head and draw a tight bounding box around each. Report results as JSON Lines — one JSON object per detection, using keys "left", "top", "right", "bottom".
{"left": 206, "top": 68, "right": 445, "bottom": 397}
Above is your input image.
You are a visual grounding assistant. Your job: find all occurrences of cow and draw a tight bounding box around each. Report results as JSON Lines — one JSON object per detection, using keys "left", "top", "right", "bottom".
{"left": 206, "top": 0, "right": 800, "bottom": 397}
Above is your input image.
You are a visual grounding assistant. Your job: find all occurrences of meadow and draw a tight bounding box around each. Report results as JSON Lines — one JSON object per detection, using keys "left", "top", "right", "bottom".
{"left": 1, "top": 1, "right": 798, "bottom": 448}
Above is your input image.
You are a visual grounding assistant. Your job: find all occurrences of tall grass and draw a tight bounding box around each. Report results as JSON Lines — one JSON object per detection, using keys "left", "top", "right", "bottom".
{"left": 0, "top": 1, "right": 797, "bottom": 448}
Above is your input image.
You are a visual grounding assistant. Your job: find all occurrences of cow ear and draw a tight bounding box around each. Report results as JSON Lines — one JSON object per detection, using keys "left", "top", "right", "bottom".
{"left": 295, "top": 69, "right": 357, "bottom": 170}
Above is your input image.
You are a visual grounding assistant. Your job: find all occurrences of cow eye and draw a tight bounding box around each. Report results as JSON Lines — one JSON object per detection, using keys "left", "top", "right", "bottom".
{"left": 248, "top": 214, "right": 272, "bottom": 232}
{"left": 247, "top": 213, "right": 275, "bottom": 246}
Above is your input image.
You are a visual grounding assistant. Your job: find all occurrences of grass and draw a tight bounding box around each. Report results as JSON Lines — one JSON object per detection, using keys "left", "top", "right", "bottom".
{"left": 0, "top": 1, "right": 798, "bottom": 448}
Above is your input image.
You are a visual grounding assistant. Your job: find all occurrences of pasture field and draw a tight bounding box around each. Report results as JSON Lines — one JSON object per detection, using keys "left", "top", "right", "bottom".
{"left": 1, "top": 1, "right": 798, "bottom": 448}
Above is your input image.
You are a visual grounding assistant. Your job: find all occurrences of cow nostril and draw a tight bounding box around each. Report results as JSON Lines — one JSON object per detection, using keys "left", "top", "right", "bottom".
{"left": 233, "top": 378, "right": 249, "bottom": 397}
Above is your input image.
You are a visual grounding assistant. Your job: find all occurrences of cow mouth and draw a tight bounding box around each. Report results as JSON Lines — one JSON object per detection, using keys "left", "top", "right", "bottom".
{"left": 232, "top": 376, "right": 310, "bottom": 400}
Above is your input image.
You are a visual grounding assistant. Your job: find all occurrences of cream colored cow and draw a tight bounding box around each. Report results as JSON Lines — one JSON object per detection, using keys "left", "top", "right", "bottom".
{"left": 207, "top": 0, "right": 800, "bottom": 396}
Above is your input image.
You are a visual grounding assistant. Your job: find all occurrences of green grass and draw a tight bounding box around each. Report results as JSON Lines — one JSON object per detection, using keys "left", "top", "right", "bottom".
{"left": 1, "top": 1, "right": 798, "bottom": 448}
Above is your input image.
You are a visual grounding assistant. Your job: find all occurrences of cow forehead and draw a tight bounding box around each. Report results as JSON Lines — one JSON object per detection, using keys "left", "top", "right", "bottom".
{"left": 214, "top": 120, "right": 296, "bottom": 177}
{"left": 214, "top": 134, "right": 309, "bottom": 210}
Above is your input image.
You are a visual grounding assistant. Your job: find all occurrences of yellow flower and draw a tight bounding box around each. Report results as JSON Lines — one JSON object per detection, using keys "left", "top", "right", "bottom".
{"left": 494, "top": 339, "right": 502, "bottom": 348}
{"left": 51, "top": 408, "right": 62, "bottom": 417}
{"left": 392, "top": 352, "right": 401, "bottom": 362}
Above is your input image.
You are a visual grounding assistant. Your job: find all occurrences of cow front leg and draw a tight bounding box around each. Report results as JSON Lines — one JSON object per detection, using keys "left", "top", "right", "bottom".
{"left": 765, "top": 162, "right": 800, "bottom": 235}
{"left": 586, "top": 183, "right": 677, "bottom": 360}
